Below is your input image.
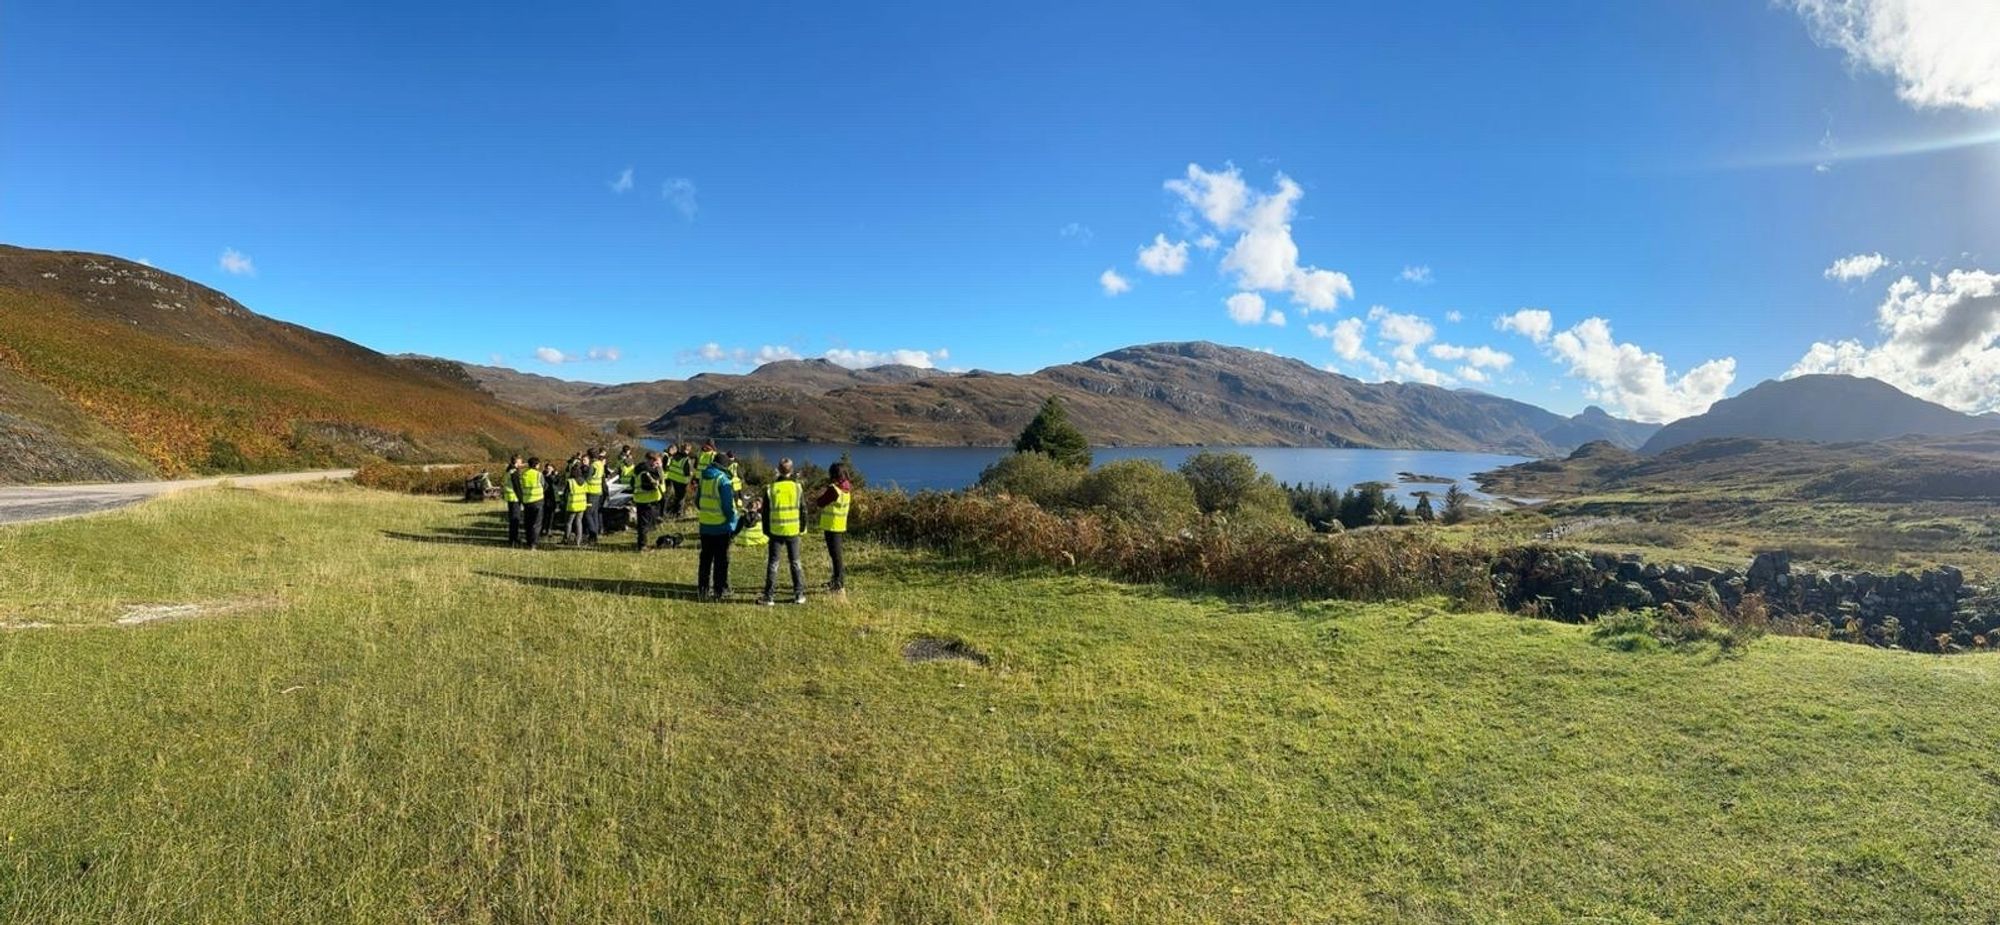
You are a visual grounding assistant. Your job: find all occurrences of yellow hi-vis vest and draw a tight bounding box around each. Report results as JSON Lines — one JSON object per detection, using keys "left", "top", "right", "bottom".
{"left": 517, "top": 468, "right": 544, "bottom": 503}
{"left": 767, "top": 480, "right": 803, "bottom": 537}
{"left": 665, "top": 456, "right": 691, "bottom": 484}
{"left": 632, "top": 466, "right": 664, "bottom": 504}
{"left": 729, "top": 463, "right": 743, "bottom": 492}
{"left": 696, "top": 472, "right": 728, "bottom": 527}
{"left": 819, "top": 485, "right": 851, "bottom": 533}
{"left": 734, "top": 523, "right": 768, "bottom": 548}
{"left": 585, "top": 460, "right": 605, "bottom": 496}
{"left": 501, "top": 470, "right": 519, "bottom": 502}
{"left": 566, "top": 479, "right": 590, "bottom": 512}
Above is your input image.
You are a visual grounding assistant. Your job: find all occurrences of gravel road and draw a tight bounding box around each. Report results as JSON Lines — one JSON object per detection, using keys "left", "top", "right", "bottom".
{"left": 0, "top": 470, "right": 354, "bottom": 526}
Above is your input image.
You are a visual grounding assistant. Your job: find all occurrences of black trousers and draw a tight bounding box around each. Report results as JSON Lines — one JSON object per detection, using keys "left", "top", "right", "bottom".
{"left": 519, "top": 500, "right": 543, "bottom": 548}
{"left": 635, "top": 500, "right": 662, "bottom": 549}
{"left": 697, "top": 534, "right": 732, "bottom": 596}
{"left": 764, "top": 535, "right": 804, "bottom": 598}
{"left": 825, "top": 531, "right": 846, "bottom": 590}
{"left": 667, "top": 481, "right": 688, "bottom": 516}
{"left": 586, "top": 494, "right": 603, "bottom": 541}
{"left": 506, "top": 500, "right": 524, "bottom": 546}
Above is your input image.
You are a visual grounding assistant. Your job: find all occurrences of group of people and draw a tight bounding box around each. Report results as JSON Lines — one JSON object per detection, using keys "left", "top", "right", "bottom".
{"left": 497, "top": 441, "right": 854, "bottom": 605}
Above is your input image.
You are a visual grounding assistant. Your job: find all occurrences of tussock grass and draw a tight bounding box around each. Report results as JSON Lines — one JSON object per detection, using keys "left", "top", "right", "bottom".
{"left": 2, "top": 485, "right": 1998, "bottom": 922}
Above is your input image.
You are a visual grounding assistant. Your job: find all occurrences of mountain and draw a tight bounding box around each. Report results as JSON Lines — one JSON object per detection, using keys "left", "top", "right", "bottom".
{"left": 639, "top": 341, "right": 1654, "bottom": 456}
{"left": 447, "top": 357, "right": 949, "bottom": 424}
{"left": 0, "top": 245, "right": 586, "bottom": 483}
{"left": 1537, "top": 406, "right": 1662, "bottom": 451}
{"left": 1639, "top": 375, "right": 1991, "bottom": 455}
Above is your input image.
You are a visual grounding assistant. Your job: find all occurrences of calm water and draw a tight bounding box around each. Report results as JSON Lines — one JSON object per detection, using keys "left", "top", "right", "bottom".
{"left": 639, "top": 440, "right": 1531, "bottom": 502}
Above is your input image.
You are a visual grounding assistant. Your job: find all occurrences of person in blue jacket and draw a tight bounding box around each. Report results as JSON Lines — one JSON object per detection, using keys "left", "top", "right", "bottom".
{"left": 691, "top": 453, "right": 738, "bottom": 601}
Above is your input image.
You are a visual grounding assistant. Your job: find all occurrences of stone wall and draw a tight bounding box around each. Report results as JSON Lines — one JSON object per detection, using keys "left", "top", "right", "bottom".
{"left": 1489, "top": 547, "right": 1991, "bottom": 652}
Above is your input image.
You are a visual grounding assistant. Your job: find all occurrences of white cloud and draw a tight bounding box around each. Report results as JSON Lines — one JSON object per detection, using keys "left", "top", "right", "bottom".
{"left": 1195, "top": 234, "right": 1220, "bottom": 251}
{"left": 1399, "top": 265, "right": 1434, "bottom": 285}
{"left": 1456, "top": 366, "right": 1490, "bottom": 384}
{"left": 1370, "top": 306, "right": 1436, "bottom": 361}
{"left": 1445, "top": 310, "right": 1464, "bottom": 323}
{"left": 1268, "top": 310, "right": 1287, "bottom": 327}
{"left": 1788, "top": 268, "right": 2000, "bottom": 412}
{"left": 610, "top": 168, "right": 634, "bottom": 194}
{"left": 1225, "top": 292, "right": 1271, "bottom": 325}
{"left": 1548, "top": 317, "right": 1736, "bottom": 423}
{"left": 824, "top": 347, "right": 949, "bottom": 369}
{"left": 1496, "top": 308, "right": 1553, "bottom": 344}
{"left": 536, "top": 346, "right": 623, "bottom": 365}
{"left": 1162, "top": 163, "right": 1354, "bottom": 313}
{"left": 662, "top": 178, "right": 698, "bottom": 219}
{"left": 1429, "top": 343, "right": 1514, "bottom": 369}
{"left": 679, "top": 343, "right": 804, "bottom": 368}
{"left": 1825, "top": 252, "right": 1890, "bottom": 282}
{"left": 1785, "top": 0, "right": 2000, "bottom": 110}
{"left": 1059, "top": 222, "right": 1093, "bottom": 243}
{"left": 1099, "top": 268, "right": 1131, "bottom": 296}
{"left": 1136, "top": 234, "right": 1190, "bottom": 275}
{"left": 1310, "top": 316, "right": 1389, "bottom": 379}
{"left": 219, "top": 248, "right": 255, "bottom": 276}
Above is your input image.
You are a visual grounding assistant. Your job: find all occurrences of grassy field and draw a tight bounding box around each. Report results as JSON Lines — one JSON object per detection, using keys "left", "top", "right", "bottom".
{"left": 3, "top": 484, "right": 1999, "bottom": 923}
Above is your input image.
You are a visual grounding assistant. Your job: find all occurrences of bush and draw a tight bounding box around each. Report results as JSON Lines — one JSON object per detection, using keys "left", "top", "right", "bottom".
{"left": 978, "top": 451, "right": 1086, "bottom": 508}
{"left": 1075, "top": 459, "right": 1198, "bottom": 527}
{"left": 1179, "top": 451, "right": 1291, "bottom": 520}
{"left": 355, "top": 462, "right": 488, "bottom": 495}
{"left": 859, "top": 490, "right": 1487, "bottom": 604}
{"left": 738, "top": 452, "right": 776, "bottom": 487}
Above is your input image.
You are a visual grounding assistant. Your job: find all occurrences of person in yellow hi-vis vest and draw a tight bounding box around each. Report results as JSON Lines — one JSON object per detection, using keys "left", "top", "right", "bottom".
{"left": 510, "top": 456, "right": 545, "bottom": 550}
{"left": 757, "top": 459, "right": 808, "bottom": 605}
{"left": 663, "top": 444, "right": 693, "bottom": 517}
{"left": 631, "top": 450, "right": 667, "bottom": 551}
{"left": 583, "top": 449, "right": 607, "bottom": 545}
{"left": 501, "top": 456, "right": 523, "bottom": 547}
{"left": 564, "top": 461, "right": 591, "bottom": 547}
{"left": 692, "top": 453, "right": 738, "bottom": 601}
{"left": 814, "top": 461, "right": 853, "bottom": 595}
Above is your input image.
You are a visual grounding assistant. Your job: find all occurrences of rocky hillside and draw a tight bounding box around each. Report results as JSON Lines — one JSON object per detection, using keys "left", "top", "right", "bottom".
{"left": 449, "top": 357, "right": 948, "bottom": 425}
{"left": 0, "top": 245, "right": 587, "bottom": 483}
{"left": 1640, "top": 374, "right": 1991, "bottom": 455}
{"left": 642, "top": 341, "right": 1653, "bottom": 455}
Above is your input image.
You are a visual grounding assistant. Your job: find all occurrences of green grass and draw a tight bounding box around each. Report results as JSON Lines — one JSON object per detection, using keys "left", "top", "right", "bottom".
{"left": 3, "top": 485, "right": 1999, "bottom": 923}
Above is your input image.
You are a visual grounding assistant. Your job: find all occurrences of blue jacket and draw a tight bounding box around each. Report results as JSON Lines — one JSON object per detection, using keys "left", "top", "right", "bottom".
{"left": 696, "top": 462, "right": 738, "bottom": 535}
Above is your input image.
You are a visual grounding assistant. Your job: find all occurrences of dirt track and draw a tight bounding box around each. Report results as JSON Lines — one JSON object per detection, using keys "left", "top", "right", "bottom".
{"left": 0, "top": 470, "right": 354, "bottom": 526}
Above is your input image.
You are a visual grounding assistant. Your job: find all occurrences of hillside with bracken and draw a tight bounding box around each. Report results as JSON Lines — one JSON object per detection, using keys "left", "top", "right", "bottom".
{"left": 0, "top": 245, "right": 587, "bottom": 483}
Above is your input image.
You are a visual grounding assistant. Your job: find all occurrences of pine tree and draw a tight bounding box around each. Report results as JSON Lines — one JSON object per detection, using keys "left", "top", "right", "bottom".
{"left": 1013, "top": 396, "right": 1092, "bottom": 468}
{"left": 1441, "top": 483, "right": 1472, "bottom": 525}
{"left": 1414, "top": 492, "right": 1436, "bottom": 522}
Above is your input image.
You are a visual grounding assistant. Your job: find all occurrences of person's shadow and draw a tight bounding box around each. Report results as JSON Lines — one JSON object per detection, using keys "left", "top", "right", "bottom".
{"left": 474, "top": 570, "right": 709, "bottom": 601}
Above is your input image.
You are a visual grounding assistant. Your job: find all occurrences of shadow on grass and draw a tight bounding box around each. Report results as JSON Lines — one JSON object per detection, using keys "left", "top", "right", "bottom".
{"left": 380, "top": 530, "right": 638, "bottom": 552}
{"left": 475, "top": 570, "right": 711, "bottom": 602}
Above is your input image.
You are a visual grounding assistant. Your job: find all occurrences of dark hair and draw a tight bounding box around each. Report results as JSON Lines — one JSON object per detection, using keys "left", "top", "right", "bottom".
{"left": 829, "top": 462, "right": 848, "bottom": 482}
{"left": 526, "top": 456, "right": 540, "bottom": 466}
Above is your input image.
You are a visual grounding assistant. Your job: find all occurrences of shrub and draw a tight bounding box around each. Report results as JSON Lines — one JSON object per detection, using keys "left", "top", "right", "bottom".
{"left": 1179, "top": 451, "right": 1290, "bottom": 520}
{"left": 738, "top": 452, "right": 776, "bottom": 487}
{"left": 614, "top": 419, "right": 644, "bottom": 438}
{"left": 1075, "top": 459, "right": 1198, "bottom": 527}
{"left": 1013, "top": 396, "right": 1091, "bottom": 468}
{"left": 355, "top": 462, "right": 487, "bottom": 495}
{"left": 977, "top": 451, "right": 1085, "bottom": 508}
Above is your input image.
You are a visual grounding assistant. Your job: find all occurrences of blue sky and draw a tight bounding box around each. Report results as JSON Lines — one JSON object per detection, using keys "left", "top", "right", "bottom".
{"left": 5, "top": 1, "right": 1998, "bottom": 421}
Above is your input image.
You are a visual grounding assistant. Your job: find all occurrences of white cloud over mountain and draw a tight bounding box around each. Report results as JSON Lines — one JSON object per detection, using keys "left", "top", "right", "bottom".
{"left": 1099, "top": 268, "right": 1131, "bottom": 296}
{"left": 1161, "top": 163, "right": 1355, "bottom": 324}
{"left": 1136, "top": 234, "right": 1190, "bottom": 275}
{"left": 1540, "top": 317, "right": 1736, "bottom": 423}
{"left": 1786, "top": 0, "right": 2000, "bottom": 110}
{"left": 219, "top": 247, "right": 255, "bottom": 276}
{"left": 537, "top": 346, "right": 622, "bottom": 365}
{"left": 1495, "top": 308, "right": 1552, "bottom": 344}
{"left": 1788, "top": 268, "right": 2000, "bottom": 412}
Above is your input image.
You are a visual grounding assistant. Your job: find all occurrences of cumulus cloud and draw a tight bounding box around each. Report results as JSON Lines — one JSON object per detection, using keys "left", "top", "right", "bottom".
{"left": 535, "top": 346, "right": 623, "bottom": 365}
{"left": 1195, "top": 234, "right": 1220, "bottom": 251}
{"left": 1785, "top": 0, "right": 2000, "bottom": 110}
{"left": 662, "top": 178, "right": 698, "bottom": 219}
{"left": 1825, "top": 252, "right": 1890, "bottom": 282}
{"left": 1429, "top": 343, "right": 1514, "bottom": 369}
{"left": 1099, "top": 268, "right": 1132, "bottom": 296}
{"left": 1495, "top": 308, "right": 1553, "bottom": 344}
{"left": 1136, "top": 234, "right": 1190, "bottom": 275}
{"left": 610, "top": 168, "right": 634, "bottom": 194}
{"left": 219, "top": 247, "right": 255, "bottom": 276}
{"left": 1370, "top": 306, "right": 1436, "bottom": 361}
{"left": 824, "top": 347, "right": 949, "bottom": 369}
{"left": 1268, "top": 310, "right": 1287, "bottom": 327}
{"left": 1226, "top": 292, "right": 1272, "bottom": 325}
{"left": 1787, "top": 268, "right": 2000, "bottom": 412}
{"left": 1399, "top": 265, "right": 1433, "bottom": 285}
{"left": 1445, "top": 310, "right": 1464, "bottom": 323}
{"left": 1161, "top": 163, "right": 1354, "bottom": 313}
{"left": 1546, "top": 317, "right": 1736, "bottom": 422}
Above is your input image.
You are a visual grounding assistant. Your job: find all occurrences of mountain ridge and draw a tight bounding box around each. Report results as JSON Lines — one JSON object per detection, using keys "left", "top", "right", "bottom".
{"left": 1640, "top": 374, "right": 1992, "bottom": 455}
